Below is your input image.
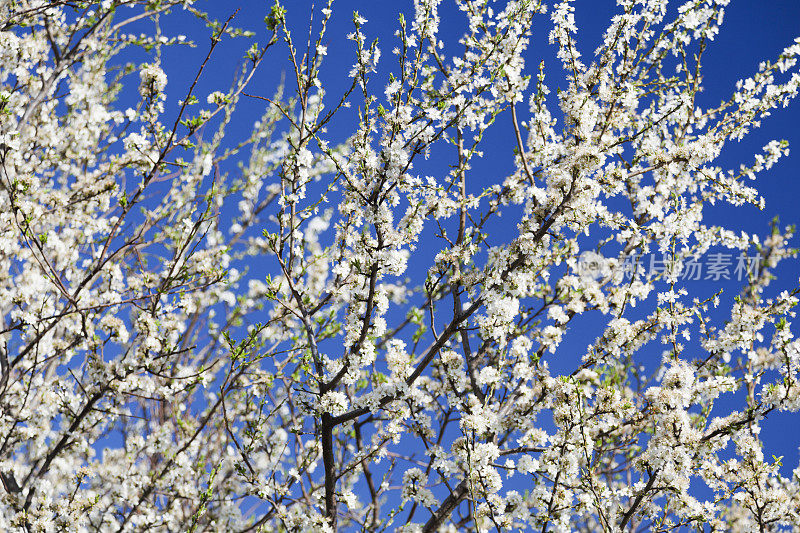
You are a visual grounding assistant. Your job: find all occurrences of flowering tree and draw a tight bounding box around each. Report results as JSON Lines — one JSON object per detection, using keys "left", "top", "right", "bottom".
{"left": 1, "top": 0, "right": 800, "bottom": 531}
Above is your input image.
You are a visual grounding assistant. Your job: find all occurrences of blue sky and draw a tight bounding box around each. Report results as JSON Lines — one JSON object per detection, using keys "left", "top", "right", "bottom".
{"left": 152, "top": 0, "right": 800, "bottom": 260}
{"left": 124, "top": 0, "right": 800, "bottom": 519}
{"left": 150, "top": 0, "right": 800, "bottom": 237}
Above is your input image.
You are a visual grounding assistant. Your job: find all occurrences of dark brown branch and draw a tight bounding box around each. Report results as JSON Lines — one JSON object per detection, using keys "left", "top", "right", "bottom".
{"left": 321, "top": 413, "right": 337, "bottom": 528}
{"left": 619, "top": 468, "right": 658, "bottom": 530}
{"left": 422, "top": 479, "right": 469, "bottom": 533}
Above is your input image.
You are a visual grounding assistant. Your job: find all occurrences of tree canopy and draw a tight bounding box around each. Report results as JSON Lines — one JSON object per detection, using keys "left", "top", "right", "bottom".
{"left": 1, "top": 0, "right": 800, "bottom": 531}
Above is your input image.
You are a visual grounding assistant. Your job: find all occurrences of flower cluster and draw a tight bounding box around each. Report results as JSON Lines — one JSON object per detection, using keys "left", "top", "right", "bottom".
{"left": 1, "top": 0, "right": 800, "bottom": 532}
